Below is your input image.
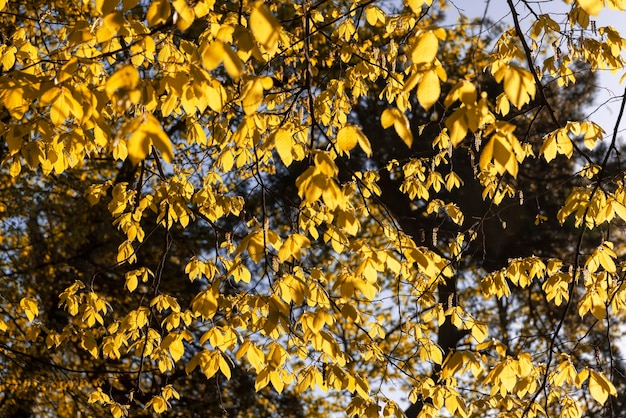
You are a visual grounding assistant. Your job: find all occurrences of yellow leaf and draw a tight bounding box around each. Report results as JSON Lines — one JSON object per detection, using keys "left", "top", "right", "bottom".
{"left": 1, "top": 45, "right": 16, "bottom": 71}
{"left": 444, "top": 80, "right": 477, "bottom": 108}
{"left": 96, "top": 0, "right": 118, "bottom": 14}
{"left": 589, "top": 370, "right": 617, "bottom": 405}
{"left": 20, "top": 297, "right": 39, "bottom": 321}
{"left": 194, "top": 0, "right": 215, "bottom": 17}
{"left": 278, "top": 233, "right": 310, "bottom": 262}
{"left": 407, "top": 0, "right": 433, "bottom": 14}
{"left": 147, "top": 0, "right": 171, "bottom": 27}
{"left": 172, "top": 0, "right": 195, "bottom": 31}
{"left": 336, "top": 125, "right": 358, "bottom": 153}
{"left": 578, "top": 0, "right": 603, "bottom": 15}
{"left": 495, "top": 92, "right": 510, "bottom": 116}
{"left": 356, "top": 129, "right": 372, "bottom": 157}
{"left": 125, "top": 271, "right": 138, "bottom": 292}
{"left": 88, "top": 388, "right": 112, "bottom": 405}
{"left": 219, "top": 353, "right": 232, "bottom": 379}
{"left": 201, "top": 41, "right": 224, "bottom": 70}
{"left": 417, "top": 70, "right": 440, "bottom": 110}
{"left": 412, "top": 31, "right": 438, "bottom": 64}
{"left": 575, "top": 368, "right": 589, "bottom": 387}
{"left": 96, "top": 12, "right": 123, "bottom": 43}
{"left": 164, "top": 333, "right": 185, "bottom": 362}
{"left": 381, "top": 108, "right": 413, "bottom": 148}
{"left": 444, "top": 108, "right": 468, "bottom": 147}
{"left": 242, "top": 78, "right": 267, "bottom": 115}
{"left": 106, "top": 65, "right": 140, "bottom": 98}
{"left": 494, "top": 64, "right": 536, "bottom": 109}
{"left": 249, "top": 1, "right": 282, "bottom": 56}
{"left": 479, "top": 122, "right": 523, "bottom": 177}
{"left": 127, "top": 114, "right": 174, "bottom": 164}
{"left": 274, "top": 128, "right": 294, "bottom": 166}
{"left": 365, "top": 6, "right": 385, "bottom": 26}
{"left": 191, "top": 289, "right": 218, "bottom": 319}
{"left": 81, "top": 332, "right": 99, "bottom": 358}
{"left": 147, "top": 395, "right": 168, "bottom": 414}
{"left": 236, "top": 231, "right": 267, "bottom": 263}
{"left": 222, "top": 44, "right": 244, "bottom": 80}
{"left": 206, "top": 79, "right": 226, "bottom": 112}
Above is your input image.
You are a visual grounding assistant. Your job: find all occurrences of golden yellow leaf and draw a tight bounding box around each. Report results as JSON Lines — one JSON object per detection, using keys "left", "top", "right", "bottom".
{"left": 81, "top": 332, "right": 99, "bottom": 358}
{"left": 412, "top": 32, "right": 438, "bottom": 64}
{"left": 578, "top": 0, "right": 603, "bottom": 15}
{"left": 218, "top": 353, "right": 232, "bottom": 379}
{"left": 589, "top": 370, "right": 617, "bottom": 405}
{"left": 173, "top": 0, "right": 195, "bottom": 31}
{"left": 222, "top": 44, "right": 244, "bottom": 80}
{"left": 20, "top": 297, "right": 39, "bottom": 321}
{"left": 206, "top": 79, "right": 226, "bottom": 112}
{"left": 162, "top": 333, "right": 185, "bottom": 362}
{"left": 122, "top": 0, "right": 139, "bottom": 11}
{"left": 201, "top": 41, "right": 224, "bottom": 70}
{"left": 96, "top": 0, "right": 117, "bottom": 14}
{"left": 191, "top": 289, "right": 218, "bottom": 319}
{"left": 381, "top": 108, "right": 413, "bottom": 148}
{"left": 278, "top": 233, "right": 310, "bottom": 262}
{"left": 147, "top": 395, "right": 168, "bottom": 414}
{"left": 479, "top": 122, "right": 523, "bottom": 177}
{"left": 96, "top": 12, "right": 123, "bottom": 43}
{"left": 242, "top": 78, "right": 265, "bottom": 115}
{"left": 88, "top": 388, "right": 112, "bottom": 404}
{"left": 147, "top": 0, "right": 171, "bottom": 27}
{"left": 126, "top": 114, "right": 173, "bottom": 164}
{"left": 417, "top": 70, "right": 440, "bottom": 110}
{"left": 194, "top": 0, "right": 215, "bottom": 17}
{"left": 249, "top": 1, "right": 282, "bottom": 56}
{"left": 365, "top": 6, "right": 385, "bottom": 26}
{"left": 575, "top": 367, "right": 590, "bottom": 387}
{"left": 407, "top": 0, "right": 433, "bottom": 14}
{"left": 336, "top": 125, "right": 358, "bottom": 153}
{"left": 444, "top": 80, "right": 477, "bottom": 108}
{"left": 1, "top": 45, "right": 16, "bottom": 71}
{"left": 494, "top": 64, "right": 536, "bottom": 109}
{"left": 125, "top": 271, "right": 138, "bottom": 292}
{"left": 444, "top": 108, "right": 468, "bottom": 147}
{"left": 105, "top": 65, "right": 140, "bottom": 98}
{"left": 274, "top": 127, "right": 294, "bottom": 167}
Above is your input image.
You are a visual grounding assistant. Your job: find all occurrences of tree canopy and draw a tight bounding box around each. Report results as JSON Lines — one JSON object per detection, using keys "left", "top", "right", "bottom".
{"left": 2, "top": 0, "right": 626, "bottom": 416}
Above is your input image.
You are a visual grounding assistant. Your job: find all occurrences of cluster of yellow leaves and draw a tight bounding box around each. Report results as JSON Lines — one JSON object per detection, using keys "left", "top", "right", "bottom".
{"left": 3, "top": 0, "right": 626, "bottom": 416}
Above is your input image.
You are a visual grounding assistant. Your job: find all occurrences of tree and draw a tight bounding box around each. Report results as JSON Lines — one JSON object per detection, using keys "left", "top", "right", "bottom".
{"left": 1, "top": 0, "right": 626, "bottom": 417}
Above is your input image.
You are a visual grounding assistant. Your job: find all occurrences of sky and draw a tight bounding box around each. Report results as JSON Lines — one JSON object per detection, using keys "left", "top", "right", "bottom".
{"left": 461, "top": 0, "right": 626, "bottom": 141}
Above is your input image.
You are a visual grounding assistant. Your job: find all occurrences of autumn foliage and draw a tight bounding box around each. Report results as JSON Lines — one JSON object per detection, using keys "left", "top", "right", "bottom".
{"left": 2, "top": 0, "right": 626, "bottom": 416}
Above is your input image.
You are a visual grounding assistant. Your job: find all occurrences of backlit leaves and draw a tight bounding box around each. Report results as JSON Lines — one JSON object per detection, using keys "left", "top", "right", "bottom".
{"left": 337, "top": 125, "right": 371, "bottom": 156}
{"left": 479, "top": 121, "right": 525, "bottom": 177}
{"left": 577, "top": 0, "right": 604, "bottom": 15}
{"left": 1, "top": 0, "right": 625, "bottom": 416}
{"left": 492, "top": 63, "right": 536, "bottom": 110}
{"left": 411, "top": 31, "right": 439, "bottom": 65}
{"left": 126, "top": 114, "right": 174, "bottom": 164}
{"left": 381, "top": 108, "right": 413, "bottom": 148}
{"left": 249, "top": 2, "right": 282, "bottom": 56}
{"left": 589, "top": 370, "right": 618, "bottom": 405}
{"left": 147, "top": 0, "right": 171, "bottom": 26}
{"left": 417, "top": 70, "right": 441, "bottom": 111}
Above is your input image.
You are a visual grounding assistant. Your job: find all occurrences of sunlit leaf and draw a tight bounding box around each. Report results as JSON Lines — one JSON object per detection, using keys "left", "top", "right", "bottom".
{"left": 147, "top": 0, "right": 171, "bottom": 26}
{"left": 381, "top": 108, "right": 413, "bottom": 148}
{"left": 250, "top": 1, "right": 282, "bottom": 56}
